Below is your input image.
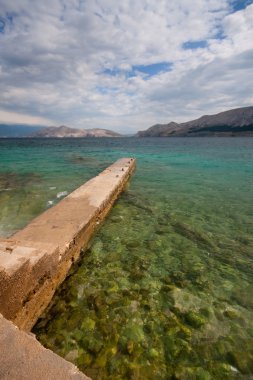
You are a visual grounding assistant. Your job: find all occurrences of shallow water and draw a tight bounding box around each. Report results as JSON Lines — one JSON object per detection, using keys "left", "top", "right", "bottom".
{"left": 1, "top": 137, "right": 253, "bottom": 379}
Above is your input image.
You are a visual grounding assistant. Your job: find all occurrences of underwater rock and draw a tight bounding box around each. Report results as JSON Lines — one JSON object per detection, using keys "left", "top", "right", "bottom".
{"left": 184, "top": 311, "right": 206, "bottom": 329}
{"left": 161, "top": 284, "right": 176, "bottom": 292}
{"left": 56, "top": 191, "right": 68, "bottom": 198}
{"left": 148, "top": 348, "right": 159, "bottom": 359}
{"left": 171, "top": 221, "right": 215, "bottom": 249}
{"left": 105, "top": 292, "right": 122, "bottom": 306}
{"left": 167, "top": 288, "right": 204, "bottom": 315}
{"left": 122, "top": 323, "right": 145, "bottom": 344}
{"left": 87, "top": 336, "right": 103, "bottom": 355}
{"left": 77, "top": 350, "right": 93, "bottom": 367}
{"left": 143, "top": 320, "right": 155, "bottom": 334}
{"left": 106, "top": 281, "right": 119, "bottom": 294}
{"left": 224, "top": 309, "right": 240, "bottom": 320}
{"left": 173, "top": 366, "right": 210, "bottom": 380}
{"left": 127, "top": 340, "right": 134, "bottom": 354}
{"left": 94, "top": 351, "right": 109, "bottom": 368}
{"left": 81, "top": 317, "right": 96, "bottom": 332}
{"left": 178, "top": 324, "right": 192, "bottom": 340}
{"left": 110, "top": 215, "right": 124, "bottom": 223}
{"left": 87, "top": 294, "right": 107, "bottom": 315}
{"left": 193, "top": 276, "right": 210, "bottom": 291}
{"left": 91, "top": 240, "right": 104, "bottom": 254}
{"left": 155, "top": 226, "right": 169, "bottom": 235}
{"left": 130, "top": 265, "right": 145, "bottom": 280}
{"left": 77, "top": 285, "right": 85, "bottom": 300}
{"left": 0, "top": 171, "right": 42, "bottom": 189}
{"left": 123, "top": 191, "right": 154, "bottom": 214}
{"left": 163, "top": 335, "right": 181, "bottom": 360}
{"left": 68, "top": 155, "right": 98, "bottom": 165}
{"left": 227, "top": 351, "right": 253, "bottom": 374}
{"left": 170, "top": 271, "right": 189, "bottom": 288}
{"left": 64, "top": 349, "right": 79, "bottom": 362}
{"left": 126, "top": 240, "right": 141, "bottom": 249}
{"left": 195, "top": 368, "right": 211, "bottom": 380}
{"left": 231, "top": 286, "right": 253, "bottom": 309}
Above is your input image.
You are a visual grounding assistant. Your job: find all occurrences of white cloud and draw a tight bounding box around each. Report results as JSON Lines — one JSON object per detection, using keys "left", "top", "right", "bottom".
{"left": 0, "top": 0, "right": 252, "bottom": 132}
{"left": 0, "top": 109, "right": 53, "bottom": 125}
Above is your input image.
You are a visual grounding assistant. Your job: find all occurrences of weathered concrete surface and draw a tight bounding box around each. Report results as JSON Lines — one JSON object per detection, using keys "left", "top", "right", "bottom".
{"left": 0, "top": 158, "right": 135, "bottom": 331}
{"left": 0, "top": 313, "right": 90, "bottom": 380}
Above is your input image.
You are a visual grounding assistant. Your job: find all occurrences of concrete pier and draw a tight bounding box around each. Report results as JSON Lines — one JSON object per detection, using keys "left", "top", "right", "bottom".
{"left": 0, "top": 158, "right": 135, "bottom": 331}
{"left": 0, "top": 158, "right": 135, "bottom": 379}
{"left": 0, "top": 313, "right": 90, "bottom": 380}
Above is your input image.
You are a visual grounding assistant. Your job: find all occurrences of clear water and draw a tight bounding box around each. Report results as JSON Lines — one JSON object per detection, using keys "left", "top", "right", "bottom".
{"left": 1, "top": 138, "right": 253, "bottom": 379}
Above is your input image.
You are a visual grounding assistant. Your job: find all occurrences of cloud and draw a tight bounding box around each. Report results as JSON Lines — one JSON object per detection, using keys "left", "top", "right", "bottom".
{"left": 0, "top": 0, "right": 252, "bottom": 132}
{"left": 0, "top": 109, "right": 54, "bottom": 125}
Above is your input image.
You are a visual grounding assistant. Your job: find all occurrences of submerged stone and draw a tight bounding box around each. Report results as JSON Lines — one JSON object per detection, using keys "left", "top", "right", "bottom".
{"left": 224, "top": 309, "right": 240, "bottom": 320}
{"left": 196, "top": 367, "right": 211, "bottom": 380}
{"left": 64, "top": 349, "right": 79, "bottom": 362}
{"left": 227, "top": 351, "right": 253, "bottom": 374}
{"left": 122, "top": 323, "right": 145, "bottom": 344}
{"left": 81, "top": 317, "right": 96, "bottom": 331}
{"left": 184, "top": 311, "right": 206, "bottom": 329}
{"left": 148, "top": 348, "right": 159, "bottom": 359}
{"left": 127, "top": 340, "right": 134, "bottom": 354}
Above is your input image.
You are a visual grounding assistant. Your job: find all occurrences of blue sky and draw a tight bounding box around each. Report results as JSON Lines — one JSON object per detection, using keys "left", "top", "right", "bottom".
{"left": 0, "top": 0, "right": 252, "bottom": 133}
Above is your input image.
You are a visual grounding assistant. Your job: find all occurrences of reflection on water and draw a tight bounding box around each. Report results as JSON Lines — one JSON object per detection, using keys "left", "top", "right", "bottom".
{"left": 1, "top": 137, "right": 253, "bottom": 378}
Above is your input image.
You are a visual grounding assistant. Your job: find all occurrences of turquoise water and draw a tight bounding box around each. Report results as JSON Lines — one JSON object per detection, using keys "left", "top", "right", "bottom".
{"left": 1, "top": 137, "right": 253, "bottom": 379}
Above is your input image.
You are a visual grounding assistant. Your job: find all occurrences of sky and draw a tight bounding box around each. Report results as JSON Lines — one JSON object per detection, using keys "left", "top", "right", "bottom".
{"left": 0, "top": 0, "right": 253, "bottom": 133}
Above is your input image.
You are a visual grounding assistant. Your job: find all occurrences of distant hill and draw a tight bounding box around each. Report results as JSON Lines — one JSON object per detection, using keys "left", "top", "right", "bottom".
{"left": 31, "top": 125, "right": 122, "bottom": 138}
{"left": 0, "top": 124, "right": 44, "bottom": 137}
{"left": 137, "top": 106, "right": 253, "bottom": 137}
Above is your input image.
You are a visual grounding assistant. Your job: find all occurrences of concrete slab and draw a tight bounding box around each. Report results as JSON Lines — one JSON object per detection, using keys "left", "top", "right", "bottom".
{"left": 0, "top": 313, "right": 90, "bottom": 380}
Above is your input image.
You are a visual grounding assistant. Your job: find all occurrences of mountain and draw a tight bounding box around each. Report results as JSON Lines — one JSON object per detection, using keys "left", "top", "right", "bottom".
{"left": 137, "top": 106, "right": 253, "bottom": 137}
{"left": 138, "top": 122, "right": 180, "bottom": 137}
{"left": 31, "top": 125, "right": 122, "bottom": 138}
{"left": 0, "top": 124, "right": 44, "bottom": 137}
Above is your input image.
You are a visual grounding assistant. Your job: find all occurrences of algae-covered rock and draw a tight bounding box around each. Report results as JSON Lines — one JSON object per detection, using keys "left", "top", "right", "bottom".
{"left": 161, "top": 284, "right": 176, "bottom": 292}
{"left": 110, "top": 215, "right": 124, "bottom": 223}
{"left": 164, "top": 335, "right": 181, "bottom": 360}
{"left": 91, "top": 240, "right": 104, "bottom": 254}
{"left": 224, "top": 309, "right": 240, "bottom": 320}
{"left": 143, "top": 320, "right": 155, "bottom": 334}
{"left": 64, "top": 349, "right": 79, "bottom": 362}
{"left": 87, "top": 337, "right": 103, "bottom": 354}
{"left": 199, "top": 307, "right": 213, "bottom": 319}
{"left": 195, "top": 368, "right": 211, "bottom": 380}
{"left": 77, "top": 350, "right": 93, "bottom": 367}
{"left": 81, "top": 317, "right": 96, "bottom": 331}
{"left": 148, "top": 348, "right": 159, "bottom": 359}
{"left": 122, "top": 323, "right": 145, "bottom": 343}
{"left": 106, "top": 281, "right": 119, "bottom": 294}
{"left": 178, "top": 324, "right": 192, "bottom": 340}
{"left": 127, "top": 340, "right": 135, "bottom": 354}
{"left": 216, "top": 362, "right": 239, "bottom": 377}
{"left": 126, "top": 240, "right": 141, "bottom": 249}
{"left": 227, "top": 351, "right": 253, "bottom": 374}
{"left": 173, "top": 366, "right": 195, "bottom": 379}
{"left": 184, "top": 311, "right": 206, "bottom": 328}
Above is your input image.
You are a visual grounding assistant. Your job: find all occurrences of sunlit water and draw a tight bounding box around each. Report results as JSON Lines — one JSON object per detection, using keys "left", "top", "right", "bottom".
{"left": 1, "top": 138, "right": 253, "bottom": 379}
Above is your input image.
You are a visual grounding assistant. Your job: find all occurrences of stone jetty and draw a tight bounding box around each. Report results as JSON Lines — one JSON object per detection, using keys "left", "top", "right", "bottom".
{"left": 0, "top": 157, "right": 136, "bottom": 379}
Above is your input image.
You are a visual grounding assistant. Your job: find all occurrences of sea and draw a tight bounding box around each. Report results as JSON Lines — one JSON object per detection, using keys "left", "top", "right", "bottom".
{"left": 0, "top": 137, "right": 253, "bottom": 379}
